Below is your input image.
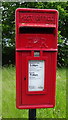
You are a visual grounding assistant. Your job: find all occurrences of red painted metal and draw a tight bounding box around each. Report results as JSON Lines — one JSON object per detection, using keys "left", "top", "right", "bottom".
{"left": 15, "top": 8, "right": 58, "bottom": 109}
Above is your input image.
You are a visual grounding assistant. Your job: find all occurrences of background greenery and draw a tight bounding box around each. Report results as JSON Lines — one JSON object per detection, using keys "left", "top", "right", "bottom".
{"left": 2, "top": 2, "right": 68, "bottom": 67}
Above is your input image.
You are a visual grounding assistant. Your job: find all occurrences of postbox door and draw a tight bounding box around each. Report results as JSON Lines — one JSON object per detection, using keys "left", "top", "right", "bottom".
{"left": 20, "top": 51, "right": 56, "bottom": 106}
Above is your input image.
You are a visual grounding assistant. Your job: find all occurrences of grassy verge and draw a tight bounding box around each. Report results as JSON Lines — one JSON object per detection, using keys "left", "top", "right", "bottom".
{"left": 2, "top": 66, "right": 66, "bottom": 118}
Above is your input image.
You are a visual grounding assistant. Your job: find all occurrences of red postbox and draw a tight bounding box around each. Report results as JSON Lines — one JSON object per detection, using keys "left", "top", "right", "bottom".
{"left": 15, "top": 8, "right": 58, "bottom": 109}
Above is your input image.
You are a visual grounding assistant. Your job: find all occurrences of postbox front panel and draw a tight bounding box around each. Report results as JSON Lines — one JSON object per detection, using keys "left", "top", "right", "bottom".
{"left": 19, "top": 31, "right": 56, "bottom": 49}
{"left": 16, "top": 8, "right": 58, "bottom": 109}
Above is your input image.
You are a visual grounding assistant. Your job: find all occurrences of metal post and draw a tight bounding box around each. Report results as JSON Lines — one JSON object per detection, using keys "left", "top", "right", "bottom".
{"left": 29, "top": 109, "right": 36, "bottom": 120}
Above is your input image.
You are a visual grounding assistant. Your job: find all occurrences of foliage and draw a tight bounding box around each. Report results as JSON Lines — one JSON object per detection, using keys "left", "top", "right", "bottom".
{"left": 58, "top": 31, "right": 68, "bottom": 67}
{"left": 2, "top": 2, "right": 68, "bottom": 66}
{"left": 2, "top": 46, "right": 15, "bottom": 66}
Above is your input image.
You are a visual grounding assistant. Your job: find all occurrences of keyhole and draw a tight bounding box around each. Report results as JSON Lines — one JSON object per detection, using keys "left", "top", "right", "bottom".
{"left": 24, "top": 77, "right": 26, "bottom": 80}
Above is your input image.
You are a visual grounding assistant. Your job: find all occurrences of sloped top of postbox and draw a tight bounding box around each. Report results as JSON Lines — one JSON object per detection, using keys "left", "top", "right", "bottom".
{"left": 16, "top": 8, "right": 58, "bottom": 13}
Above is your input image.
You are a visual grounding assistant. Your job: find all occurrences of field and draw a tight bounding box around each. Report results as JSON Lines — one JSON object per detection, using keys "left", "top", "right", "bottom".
{"left": 2, "top": 66, "right": 66, "bottom": 118}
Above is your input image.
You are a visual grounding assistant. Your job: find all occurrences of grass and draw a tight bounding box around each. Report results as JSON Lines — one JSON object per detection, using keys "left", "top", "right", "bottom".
{"left": 2, "top": 66, "right": 66, "bottom": 118}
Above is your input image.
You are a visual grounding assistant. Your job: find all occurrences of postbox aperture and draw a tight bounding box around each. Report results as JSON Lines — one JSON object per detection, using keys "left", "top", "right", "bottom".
{"left": 15, "top": 8, "right": 58, "bottom": 109}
